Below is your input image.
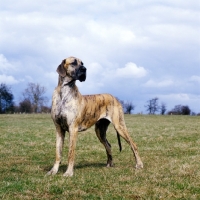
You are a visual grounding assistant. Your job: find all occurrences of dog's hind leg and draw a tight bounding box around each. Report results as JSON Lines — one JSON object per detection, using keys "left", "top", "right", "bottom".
{"left": 113, "top": 122, "right": 143, "bottom": 169}
{"left": 47, "top": 126, "right": 65, "bottom": 175}
{"left": 95, "top": 118, "right": 113, "bottom": 167}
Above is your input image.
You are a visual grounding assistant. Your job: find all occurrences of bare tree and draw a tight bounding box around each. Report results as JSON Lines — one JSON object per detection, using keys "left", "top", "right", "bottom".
{"left": 145, "top": 97, "right": 159, "bottom": 115}
{"left": 124, "top": 101, "right": 135, "bottom": 114}
{"left": 116, "top": 98, "right": 135, "bottom": 114}
{"left": 22, "top": 83, "right": 48, "bottom": 113}
{"left": 160, "top": 103, "right": 167, "bottom": 115}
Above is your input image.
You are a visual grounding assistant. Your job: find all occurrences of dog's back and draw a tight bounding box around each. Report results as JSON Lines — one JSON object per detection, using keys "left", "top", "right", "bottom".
{"left": 80, "top": 93, "right": 124, "bottom": 126}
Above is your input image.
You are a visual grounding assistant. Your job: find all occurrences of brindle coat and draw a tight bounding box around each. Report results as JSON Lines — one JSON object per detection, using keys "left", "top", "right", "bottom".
{"left": 47, "top": 56, "right": 143, "bottom": 177}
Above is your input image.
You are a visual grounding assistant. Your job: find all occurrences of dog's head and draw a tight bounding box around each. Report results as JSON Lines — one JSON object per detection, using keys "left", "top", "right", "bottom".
{"left": 56, "top": 57, "right": 86, "bottom": 82}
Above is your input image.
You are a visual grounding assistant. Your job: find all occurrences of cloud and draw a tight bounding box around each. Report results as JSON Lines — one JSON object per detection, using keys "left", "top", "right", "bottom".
{"left": 0, "top": 54, "right": 20, "bottom": 84}
{"left": 158, "top": 93, "right": 200, "bottom": 112}
{"left": 86, "top": 61, "right": 147, "bottom": 81}
{"left": 87, "top": 62, "right": 104, "bottom": 77}
{"left": 44, "top": 72, "right": 57, "bottom": 81}
{"left": 115, "top": 62, "right": 147, "bottom": 78}
{"left": 190, "top": 76, "right": 200, "bottom": 83}
{"left": 0, "top": 54, "right": 14, "bottom": 73}
{"left": 165, "top": 93, "right": 190, "bottom": 101}
{"left": 87, "top": 62, "right": 147, "bottom": 81}
{"left": 0, "top": 74, "right": 19, "bottom": 84}
{"left": 86, "top": 21, "right": 136, "bottom": 45}
{"left": 0, "top": 1, "right": 199, "bottom": 112}
{"left": 144, "top": 79, "right": 174, "bottom": 88}
{"left": 77, "top": 61, "right": 147, "bottom": 95}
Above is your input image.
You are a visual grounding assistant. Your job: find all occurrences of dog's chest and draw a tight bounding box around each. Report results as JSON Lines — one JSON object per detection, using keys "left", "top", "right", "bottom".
{"left": 53, "top": 108, "right": 76, "bottom": 132}
{"left": 52, "top": 90, "right": 79, "bottom": 131}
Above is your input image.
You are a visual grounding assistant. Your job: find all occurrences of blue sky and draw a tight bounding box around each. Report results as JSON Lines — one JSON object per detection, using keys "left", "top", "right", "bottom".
{"left": 0, "top": 0, "right": 199, "bottom": 113}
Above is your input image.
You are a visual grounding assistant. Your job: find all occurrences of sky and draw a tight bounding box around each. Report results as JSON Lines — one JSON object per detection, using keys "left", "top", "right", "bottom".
{"left": 0, "top": 0, "right": 200, "bottom": 114}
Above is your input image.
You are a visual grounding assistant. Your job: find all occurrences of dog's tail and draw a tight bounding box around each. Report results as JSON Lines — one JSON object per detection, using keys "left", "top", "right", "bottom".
{"left": 117, "top": 132, "right": 122, "bottom": 152}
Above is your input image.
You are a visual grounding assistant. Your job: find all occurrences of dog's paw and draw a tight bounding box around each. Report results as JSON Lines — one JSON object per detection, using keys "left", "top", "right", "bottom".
{"left": 135, "top": 162, "right": 143, "bottom": 169}
{"left": 106, "top": 162, "right": 114, "bottom": 167}
{"left": 63, "top": 171, "right": 73, "bottom": 177}
{"left": 46, "top": 168, "right": 58, "bottom": 176}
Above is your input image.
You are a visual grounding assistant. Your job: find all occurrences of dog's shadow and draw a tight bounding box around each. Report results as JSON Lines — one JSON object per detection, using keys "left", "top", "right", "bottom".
{"left": 76, "top": 162, "right": 105, "bottom": 169}
{"left": 44, "top": 162, "right": 106, "bottom": 174}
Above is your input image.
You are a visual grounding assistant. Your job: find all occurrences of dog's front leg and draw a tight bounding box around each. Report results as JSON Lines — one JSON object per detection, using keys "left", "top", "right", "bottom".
{"left": 47, "top": 126, "right": 65, "bottom": 175}
{"left": 63, "top": 127, "right": 78, "bottom": 177}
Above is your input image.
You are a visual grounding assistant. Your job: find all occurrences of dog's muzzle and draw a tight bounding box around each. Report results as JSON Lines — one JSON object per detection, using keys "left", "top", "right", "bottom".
{"left": 76, "top": 66, "right": 87, "bottom": 82}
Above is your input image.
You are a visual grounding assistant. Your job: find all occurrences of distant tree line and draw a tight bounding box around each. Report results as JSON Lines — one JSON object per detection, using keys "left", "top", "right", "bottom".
{"left": 144, "top": 97, "right": 194, "bottom": 115}
{"left": 0, "top": 82, "right": 200, "bottom": 115}
{"left": 0, "top": 82, "right": 50, "bottom": 114}
{"left": 117, "top": 96, "right": 200, "bottom": 116}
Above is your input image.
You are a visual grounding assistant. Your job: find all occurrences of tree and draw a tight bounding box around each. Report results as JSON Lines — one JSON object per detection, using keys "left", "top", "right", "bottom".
{"left": 41, "top": 105, "right": 51, "bottom": 113}
{"left": 168, "top": 105, "right": 191, "bottom": 115}
{"left": 160, "top": 103, "right": 167, "bottom": 115}
{"left": 116, "top": 98, "right": 135, "bottom": 114}
{"left": 145, "top": 97, "right": 159, "bottom": 115}
{"left": 19, "top": 99, "right": 32, "bottom": 113}
{"left": 124, "top": 101, "right": 135, "bottom": 114}
{"left": 22, "top": 83, "right": 48, "bottom": 113}
{"left": 168, "top": 105, "right": 182, "bottom": 115}
{"left": 181, "top": 105, "right": 191, "bottom": 115}
{"left": 191, "top": 111, "right": 196, "bottom": 116}
{"left": 0, "top": 83, "right": 14, "bottom": 113}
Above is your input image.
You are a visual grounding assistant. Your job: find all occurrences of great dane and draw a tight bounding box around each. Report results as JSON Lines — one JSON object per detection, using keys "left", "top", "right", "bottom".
{"left": 47, "top": 56, "right": 143, "bottom": 176}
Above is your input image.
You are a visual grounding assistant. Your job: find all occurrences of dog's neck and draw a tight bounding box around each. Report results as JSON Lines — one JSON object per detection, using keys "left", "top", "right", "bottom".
{"left": 57, "top": 75, "right": 80, "bottom": 100}
{"left": 64, "top": 80, "right": 76, "bottom": 88}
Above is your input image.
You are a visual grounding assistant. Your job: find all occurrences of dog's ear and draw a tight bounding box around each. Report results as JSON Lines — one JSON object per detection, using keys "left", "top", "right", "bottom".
{"left": 56, "top": 60, "right": 66, "bottom": 77}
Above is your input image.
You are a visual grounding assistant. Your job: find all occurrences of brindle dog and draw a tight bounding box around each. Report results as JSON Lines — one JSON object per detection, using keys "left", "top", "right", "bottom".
{"left": 47, "top": 56, "right": 143, "bottom": 177}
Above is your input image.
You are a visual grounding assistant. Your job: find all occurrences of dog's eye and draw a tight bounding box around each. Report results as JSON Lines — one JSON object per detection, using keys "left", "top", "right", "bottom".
{"left": 81, "top": 62, "right": 84, "bottom": 66}
{"left": 71, "top": 60, "right": 77, "bottom": 65}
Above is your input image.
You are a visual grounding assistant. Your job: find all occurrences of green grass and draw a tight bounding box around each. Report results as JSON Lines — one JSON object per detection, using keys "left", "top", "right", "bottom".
{"left": 0, "top": 114, "right": 199, "bottom": 199}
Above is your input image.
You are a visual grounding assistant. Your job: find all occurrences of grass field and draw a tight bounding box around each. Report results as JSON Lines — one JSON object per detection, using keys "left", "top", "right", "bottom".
{"left": 0, "top": 114, "right": 199, "bottom": 199}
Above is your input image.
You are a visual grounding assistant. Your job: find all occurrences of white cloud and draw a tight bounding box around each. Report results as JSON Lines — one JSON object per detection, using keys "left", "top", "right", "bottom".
{"left": 77, "top": 61, "right": 147, "bottom": 94}
{"left": 86, "top": 21, "right": 136, "bottom": 45}
{"left": 144, "top": 79, "right": 174, "bottom": 88}
{"left": 168, "top": 93, "right": 190, "bottom": 101}
{"left": 0, "top": 74, "right": 19, "bottom": 84}
{"left": 0, "top": 54, "right": 14, "bottom": 73}
{"left": 87, "top": 61, "right": 147, "bottom": 81}
{"left": 115, "top": 62, "right": 147, "bottom": 78}
{"left": 0, "top": 54, "right": 20, "bottom": 85}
